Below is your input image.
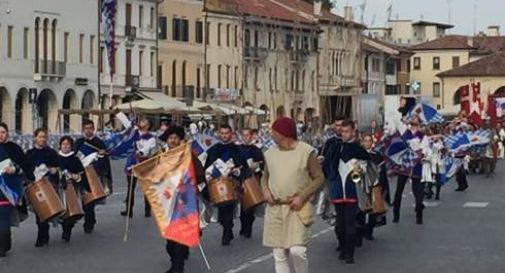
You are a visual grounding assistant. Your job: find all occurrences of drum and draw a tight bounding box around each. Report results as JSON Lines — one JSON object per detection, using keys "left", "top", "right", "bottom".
{"left": 63, "top": 183, "right": 84, "bottom": 221}
{"left": 82, "top": 166, "right": 107, "bottom": 205}
{"left": 241, "top": 177, "right": 265, "bottom": 210}
{"left": 26, "top": 179, "right": 65, "bottom": 222}
{"left": 371, "top": 186, "right": 387, "bottom": 214}
{"left": 208, "top": 178, "right": 236, "bottom": 206}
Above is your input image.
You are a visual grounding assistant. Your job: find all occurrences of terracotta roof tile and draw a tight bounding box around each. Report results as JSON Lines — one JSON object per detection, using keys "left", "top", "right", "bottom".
{"left": 437, "top": 52, "right": 505, "bottom": 77}
{"left": 409, "top": 35, "right": 472, "bottom": 50}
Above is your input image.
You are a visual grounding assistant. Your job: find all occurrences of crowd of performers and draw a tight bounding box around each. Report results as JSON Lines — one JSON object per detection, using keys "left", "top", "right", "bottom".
{"left": 0, "top": 98, "right": 501, "bottom": 273}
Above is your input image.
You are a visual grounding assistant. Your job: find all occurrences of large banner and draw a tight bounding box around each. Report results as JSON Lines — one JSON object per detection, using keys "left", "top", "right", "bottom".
{"left": 133, "top": 143, "right": 200, "bottom": 247}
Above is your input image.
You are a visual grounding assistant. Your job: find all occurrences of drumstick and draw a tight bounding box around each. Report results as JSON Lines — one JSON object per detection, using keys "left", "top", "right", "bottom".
{"left": 123, "top": 174, "right": 135, "bottom": 242}
{"left": 199, "top": 243, "right": 212, "bottom": 271}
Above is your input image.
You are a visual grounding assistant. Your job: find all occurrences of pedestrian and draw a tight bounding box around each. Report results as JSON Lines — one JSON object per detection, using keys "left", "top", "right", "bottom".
{"left": 75, "top": 119, "right": 112, "bottom": 233}
{"left": 0, "top": 122, "right": 35, "bottom": 257}
{"left": 262, "top": 117, "right": 324, "bottom": 273}
{"left": 159, "top": 126, "right": 205, "bottom": 273}
{"left": 26, "top": 128, "right": 60, "bottom": 247}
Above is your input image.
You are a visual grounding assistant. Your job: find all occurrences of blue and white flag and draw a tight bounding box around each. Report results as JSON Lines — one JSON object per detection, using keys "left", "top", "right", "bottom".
{"left": 444, "top": 130, "right": 491, "bottom": 153}
{"left": 0, "top": 174, "right": 22, "bottom": 206}
{"left": 405, "top": 103, "right": 444, "bottom": 125}
{"left": 101, "top": 0, "right": 116, "bottom": 77}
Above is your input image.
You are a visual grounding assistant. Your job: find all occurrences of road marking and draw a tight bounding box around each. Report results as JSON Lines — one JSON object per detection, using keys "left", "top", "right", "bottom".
{"left": 222, "top": 227, "right": 333, "bottom": 273}
{"left": 423, "top": 201, "right": 440, "bottom": 207}
{"left": 463, "top": 202, "right": 489, "bottom": 208}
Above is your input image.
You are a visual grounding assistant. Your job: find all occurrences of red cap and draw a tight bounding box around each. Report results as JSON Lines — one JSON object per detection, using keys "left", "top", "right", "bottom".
{"left": 272, "top": 117, "right": 297, "bottom": 139}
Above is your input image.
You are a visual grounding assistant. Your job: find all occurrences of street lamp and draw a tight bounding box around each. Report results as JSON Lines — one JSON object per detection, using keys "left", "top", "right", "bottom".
{"left": 28, "top": 88, "right": 38, "bottom": 130}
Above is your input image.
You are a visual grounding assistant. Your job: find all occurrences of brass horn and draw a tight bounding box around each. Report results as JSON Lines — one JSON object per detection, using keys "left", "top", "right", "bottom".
{"left": 350, "top": 164, "right": 363, "bottom": 184}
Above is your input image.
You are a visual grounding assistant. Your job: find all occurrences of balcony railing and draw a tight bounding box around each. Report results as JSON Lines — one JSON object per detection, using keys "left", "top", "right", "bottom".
{"left": 125, "top": 25, "right": 137, "bottom": 41}
{"left": 244, "top": 47, "right": 268, "bottom": 61}
{"left": 125, "top": 75, "right": 140, "bottom": 87}
{"left": 34, "top": 60, "right": 66, "bottom": 79}
{"left": 289, "top": 49, "right": 309, "bottom": 64}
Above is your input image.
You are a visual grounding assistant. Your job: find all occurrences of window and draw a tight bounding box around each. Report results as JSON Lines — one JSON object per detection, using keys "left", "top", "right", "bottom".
{"left": 139, "top": 50, "right": 143, "bottom": 76}
{"left": 386, "top": 61, "right": 395, "bottom": 75}
{"left": 254, "top": 30, "right": 259, "bottom": 47}
{"left": 302, "top": 36, "right": 309, "bottom": 51}
{"left": 23, "top": 28, "right": 29, "bottom": 59}
{"left": 195, "top": 21, "right": 203, "bottom": 43}
{"left": 312, "top": 37, "right": 318, "bottom": 52}
{"left": 139, "top": 5, "right": 143, "bottom": 28}
{"left": 301, "top": 70, "right": 305, "bottom": 91}
{"left": 205, "top": 22, "right": 210, "bottom": 45}
{"left": 433, "top": 57, "right": 440, "bottom": 70}
{"left": 245, "top": 29, "right": 250, "bottom": 47}
{"left": 150, "top": 52, "right": 155, "bottom": 77}
{"left": 285, "top": 34, "right": 294, "bottom": 50}
{"left": 100, "top": 47, "right": 104, "bottom": 73}
{"left": 274, "top": 67, "right": 278, "bottom": 91}
{"left": 273, "top": 33, "right": 277, "bottom": 49}
{"left": 433, "top": 82, "right": 441, "bottom": 97}
{"left": 269, "top": 68, "right": 272, "bottom": 91}
{"left": 407, "top": 59, "right": 411, "bottom": 72}
{"left": 254, "top": 67, "right": 259, "bottom": 90}
{"left": 234, "top": 66, "right": 238, "bottom": 89}
{"left": 64, "top": 32, "right": 69, "bottom": 63}
{"left": 413, "top": 57, "right": 421, "bottom": 70}
{"left": 290, "top": 70, "right": 295, "bottom": 91}
{"left": 172, "top": 18, "right": 189, "bottom": 42}
{"left": 217, "top": 23, "right": 222, "bottom": 46}
{"left": 372, "top": 59, "right": 381, "bottom": 72}
{"left": 126, "top": 3, "right": 132, "bottom": 26}
{"left": 385, "top": 85, "right": 399, "bottom": 95}
{"left": 226, "top": 24, "right": 230, "bottom": 47}
{"left": 234, "top": 25, "right": 238, "bottom": 47}
{"left": 7, "top": 26, "right": 13, "bottom": 58}
{"left": 126, "top": 49, "right": 132, "bottom": 76}
{"left": 452, "top": 56, "right": 460, "bottom": 68}
{"left": 217, "top": 65, "right": 222, "bottom": 88}
{"left": 79, "top": 34, "right": 84, "bottom": 64}
{"left": 244, "top": 66, "right": 248, "bottom": 88}
{"left": 90, "top": 35, "right": 95, "bottom": 64}
{"left": 396, "top": 59, "right": 402, "bottom": 72}
{"left": 226, "top": 65, "right": 230, "bottom": 88}
{"left": 150, "top": 7, "right": 155, "bottom": 28}
{"left": 268, "top": 32, "right": 272, "bottom": 49}
{"left": 159, "top": 16, "right": 167, "bottom": 39}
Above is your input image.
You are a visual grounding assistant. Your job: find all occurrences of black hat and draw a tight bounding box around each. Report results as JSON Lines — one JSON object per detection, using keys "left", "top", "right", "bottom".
{"left": 159, "top": 125, "right": 185, "bottom": 142}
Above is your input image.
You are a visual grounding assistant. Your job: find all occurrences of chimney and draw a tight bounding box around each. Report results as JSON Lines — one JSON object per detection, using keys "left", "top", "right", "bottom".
{"left": 313, "top": 1, "right": 322, "bottom": 16}
{"left": 487, "top": 25, "right": 500, "bottom": 37}
{"left": 467, "top": 36, "right": 474, "bottom": 47}
{"left": 344, "top": 6, "right": 354, "bottom": 21}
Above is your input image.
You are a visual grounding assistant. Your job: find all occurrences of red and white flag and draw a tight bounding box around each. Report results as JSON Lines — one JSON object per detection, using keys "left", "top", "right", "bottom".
{"left": 460, "top": 82, "right": 483, "bottom": 127}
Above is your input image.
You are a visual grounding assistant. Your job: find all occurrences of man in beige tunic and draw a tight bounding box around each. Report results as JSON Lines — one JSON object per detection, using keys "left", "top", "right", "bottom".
{"left": 262, "top": 117, "right": 324, "bottom": 273}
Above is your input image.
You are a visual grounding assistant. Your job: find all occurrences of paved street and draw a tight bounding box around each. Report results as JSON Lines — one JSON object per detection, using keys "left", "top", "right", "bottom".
{"left": 2, "top": 160, "right": 505, "bottom": 273}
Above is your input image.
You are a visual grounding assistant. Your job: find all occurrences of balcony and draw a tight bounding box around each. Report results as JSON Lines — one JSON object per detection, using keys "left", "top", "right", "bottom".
{"left": 289, "top": 49, "right": 309, "bottom": 64}
{"left": 34, "top": 60, "right": 66, "bottom": 81}
{"left": 125, "top": 75, "right": 140, "bottom": 88}
{"left": 125, "top": 25, "right": 137, "bottom": 41}
{"left": 244, "top": 47, "right": 268, "bottom": 62}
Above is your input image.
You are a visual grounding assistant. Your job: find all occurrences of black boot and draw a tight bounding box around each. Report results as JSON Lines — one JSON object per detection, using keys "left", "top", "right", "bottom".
{"left": 416, "top": 210, "right": 423, "bottom": 225}
{"left": 393, "top": 207, "right": 400, "bottom": 223}
{"left": 35, "top": 229, "right": 49, "bottom": 247}
{"left": 62, "top": 226, "right": 72, "bottom": 242}
{"left": 344, "top": 239, "right": 355, "bottom": 264}
{"left": 0, "top": 231, "right": 10, "bottom": 257}
{"left": 221, "top": 228, "right": 234, "bottom": 246}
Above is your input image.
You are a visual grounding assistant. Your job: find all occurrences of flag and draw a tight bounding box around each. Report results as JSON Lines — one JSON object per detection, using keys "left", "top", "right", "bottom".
{"left": 0, "top": 174, "right": 23, "bottom": 206}
{"left": 488, "top": 97, "right": 505, "bottom": 127}
{"left": 460, "top": 83, "right": 482, "bottom": 127}
{"left": 444, "top": 130, "right": 491, "bottom": 153}
{"left": 383, "top": 135, "right": 422, "bottom": 175}
{"left": 101, "top": 0, "right": 116, "bottom": 77}
{"left": 496, "top": 98, "right": 505, "bottom": 118}
{"left": 133, "top": 143, "right": 200, "bottom": 247}
{"left": 405, "top": 103, "right": 444, "bottom": 125}
{"left": 104, "top": 125, "right": 137, "bottom": 159}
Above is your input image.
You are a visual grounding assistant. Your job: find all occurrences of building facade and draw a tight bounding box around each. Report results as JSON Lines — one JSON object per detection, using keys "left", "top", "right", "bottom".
{"left": 100, "top": 0, "right": 158, "bottom": 109}
{"left": 367, "top": 19, "right": 453, "bottom": 46}
{"left": 0, "top": 0, "right": 99, "bottom": 133}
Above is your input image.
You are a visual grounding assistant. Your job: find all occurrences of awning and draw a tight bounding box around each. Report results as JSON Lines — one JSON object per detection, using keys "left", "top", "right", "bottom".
{"left": 137, "top": 91, "right": 187, "bottom": 109}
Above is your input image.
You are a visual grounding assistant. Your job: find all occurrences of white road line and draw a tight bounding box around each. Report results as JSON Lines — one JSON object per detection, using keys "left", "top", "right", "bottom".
{"left": 222, "top": 227, "right": 333, "bottom": 273}
{"left": 463, "top": 202, "right": 489, "bottom": 208}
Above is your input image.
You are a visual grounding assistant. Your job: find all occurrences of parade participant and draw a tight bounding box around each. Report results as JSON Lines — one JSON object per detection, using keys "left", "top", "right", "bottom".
{"left": 323, "top": 120, "right": 370, "bottom": 264}
{"left": 57, "top": 136, "right": 91, "bottom": 242}
{"left": 0, "top": 123, "right": 34, "bottom": 257}
{"left": 75, "top": 119, "right": 112, "bottom": 233}
{"left": 483, "top": 135, "right": 499, "bottom": 178}
{"left": 159, "top": 126, "right": 205, "bottom": 273}
{"left": 393, "top": 115, "right": 426, "bottom": 225}
{"left": 321, "top": 116, "right": 345, "bottom": 157}
{"left": 262, "top": 117, "right": 324, "bottom": 273}
{"left": 121, "top": 118, "right": 157, "bottom": 218}
{"left": 204, "top": 125, "right": 251, "bottom": 246}
{"left": 455, "top": 151, "right": 469, "bottom": 192}
{"left": 430, "top": 136, "right": 446, "bottom": 200}
{"left": 26, "top": 128, "right": 60, "bottom": 247}
{"left": 238, "top": 128, "right": 265, "bottom": 238}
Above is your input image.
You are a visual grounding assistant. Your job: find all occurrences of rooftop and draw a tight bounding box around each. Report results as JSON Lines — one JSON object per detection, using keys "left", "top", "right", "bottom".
{"left": 412, "top": 20, "right": 454, "bottom": 29}
{"left": 437, "top": 52, "right": 505, "bottom": 78}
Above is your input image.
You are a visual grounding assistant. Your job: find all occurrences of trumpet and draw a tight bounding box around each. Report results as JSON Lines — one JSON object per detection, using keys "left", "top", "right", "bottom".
{"left": 351, "top": 163, "right": 363, "bottom": 184}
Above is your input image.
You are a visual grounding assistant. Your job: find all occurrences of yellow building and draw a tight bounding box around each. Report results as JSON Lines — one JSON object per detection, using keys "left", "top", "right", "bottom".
{"left": 409, "top": 34, "right": 505, "bottom": 110}
{"left": 437, "top": 52, "right": 505, "bottom": 115}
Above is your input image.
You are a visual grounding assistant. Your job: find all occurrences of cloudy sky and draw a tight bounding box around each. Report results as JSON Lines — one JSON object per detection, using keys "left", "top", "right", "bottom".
{"left": 334, "top": 0, "right": 504, "bottom": 35}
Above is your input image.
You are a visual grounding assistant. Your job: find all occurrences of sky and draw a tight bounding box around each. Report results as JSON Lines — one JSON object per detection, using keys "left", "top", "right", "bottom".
{"left": 333, "top": 0, "right": 505, "bottom": 35}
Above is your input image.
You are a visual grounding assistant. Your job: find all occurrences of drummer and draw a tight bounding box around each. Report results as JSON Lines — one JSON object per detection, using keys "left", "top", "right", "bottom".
{"left": 159, "top": 125, "right": 205, "bottom": 273}
{"left": 26, "top": 128, "right": 60, "bottom": 247}
{"left": 57, "top": 136, "right": 91, "bottom": 242}
{"left": 238, "top": 128, "right": 265, "bottom": 239}
{"left": 204, "top": 125, "right": 251, "bottom": 246}
{"left": 0, "top": 123, "right": 35, "bottom": 257}
{"left": 75, "top": 119, "right": 112, "bottom": 234}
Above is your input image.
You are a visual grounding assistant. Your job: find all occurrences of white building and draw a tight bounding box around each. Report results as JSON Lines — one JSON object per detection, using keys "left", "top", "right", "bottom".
{"left": 367, "top": 20, "right": 454, "bottom": 46}
{"left": 0, "top": 0, "right": 99, "bottom": 133}
{"left": 99, "top": 0, "right": 159, "bottom": 109}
